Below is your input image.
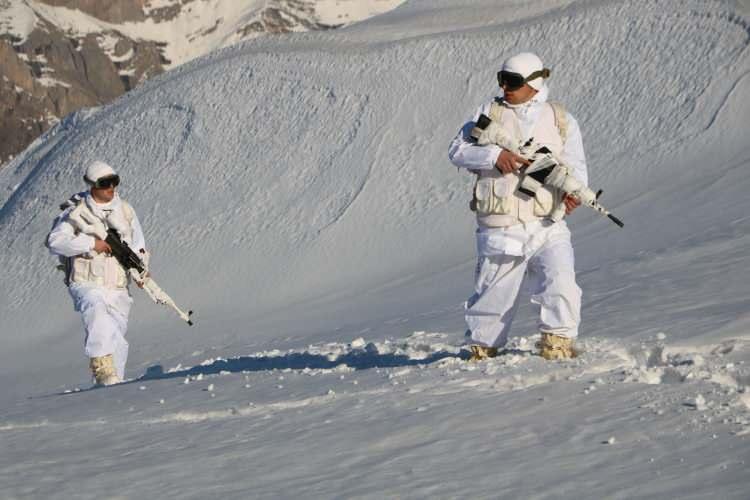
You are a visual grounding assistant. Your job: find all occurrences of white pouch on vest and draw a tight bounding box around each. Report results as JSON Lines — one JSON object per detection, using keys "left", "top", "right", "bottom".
{"left": 474, "top": 177, "right": 513, "bottom": 215}
{"left": 474, "top": 178, "right": 494, "bottom": 214}
{"left": 493, "top": 178, "right": 512, "bottom": 214}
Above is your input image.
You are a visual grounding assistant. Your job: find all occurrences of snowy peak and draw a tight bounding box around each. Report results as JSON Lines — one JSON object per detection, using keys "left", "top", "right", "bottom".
{"left": 0, "top": 0, "right": 406, "bottom": 164}
{"left": 2, "top": 0, "right": 407, "bottom": 67}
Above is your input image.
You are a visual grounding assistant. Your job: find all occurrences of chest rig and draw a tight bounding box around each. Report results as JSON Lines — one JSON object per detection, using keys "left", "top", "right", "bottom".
{"left": 53, "top": 195, "right": 135, "bottom": 288}
{"left": 471, "top": 99, "right": 568, "bottom": 228}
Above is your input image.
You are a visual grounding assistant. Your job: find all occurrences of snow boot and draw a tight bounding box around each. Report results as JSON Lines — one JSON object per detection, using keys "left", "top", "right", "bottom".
{"left": 469, "top": 345, "right": 498, "bottom": 362}
{"left": 89, "top": 354, "right": 120, "bottom": 386}
{"left": 538, "top": 333, "right": 577, "bottom": 360}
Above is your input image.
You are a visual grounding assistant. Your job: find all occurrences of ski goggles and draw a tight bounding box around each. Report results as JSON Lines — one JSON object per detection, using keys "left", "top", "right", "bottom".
{"left": 92, "top": 175, "right": 120, "bottom": 189}
{"left": 497, "top": 68, "right": 550, "bottom": 90}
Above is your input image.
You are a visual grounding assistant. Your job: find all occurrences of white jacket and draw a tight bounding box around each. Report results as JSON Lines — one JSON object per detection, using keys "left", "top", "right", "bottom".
{"left": 47, "top": 193, "right": 146, "bottom": 288}
{"left": 448, "top": 85, "right": 588, "bottom": 256}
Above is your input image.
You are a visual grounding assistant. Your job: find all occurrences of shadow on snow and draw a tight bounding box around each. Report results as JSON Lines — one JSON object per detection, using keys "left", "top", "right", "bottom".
{"left": 48, "top": 347, "right": 535, "bottom": 396}
{"left": 137, "top": 347, "right": 472, "bottom": 382}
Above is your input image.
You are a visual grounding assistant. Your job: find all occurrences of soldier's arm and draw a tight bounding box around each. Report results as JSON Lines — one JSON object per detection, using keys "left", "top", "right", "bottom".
{"left": 46, "top": 213, "right": 96, "bottom": 257}
{"left": 561, "top": 112, "right": 588, "bottom": 187}
{"left": 448, "top": 102, "right": 502, "bottom": 171}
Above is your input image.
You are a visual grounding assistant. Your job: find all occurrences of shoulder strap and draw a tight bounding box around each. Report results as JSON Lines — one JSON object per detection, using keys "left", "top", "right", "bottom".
{"left": 488, "top": 98, "right": 505, "bottom": 122}
{"left": 50, "top": 193, "right": 84, "bottom": 239}
{"left": 58, "top": 192, "right": 85, "bottom": 211}
{"left": 120, "top": 200, "right": 135, "bottom": 225}
{"left": 548, "top": 101, "right": 568, "bottom": 144}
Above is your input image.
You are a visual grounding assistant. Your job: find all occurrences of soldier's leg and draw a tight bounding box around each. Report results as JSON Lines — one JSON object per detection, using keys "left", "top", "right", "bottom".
{"left": 71, "top": 286, "right": 132, "bottom": 381}
{"left": 465, "top": 254, "right": 527, "bottom": 349}
{"left": 107, "top": 290, "right": 132, "bottom": 380}
{"left": 527, "top": 234, "right": 581, "bottom": 358}
{"left": 76, "top": 289, "right": 120, "bottom": 359}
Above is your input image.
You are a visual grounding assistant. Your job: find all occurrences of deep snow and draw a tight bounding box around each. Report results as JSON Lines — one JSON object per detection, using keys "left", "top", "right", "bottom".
{"left": 1, "top": 0, "right": 749, "bottom": 498}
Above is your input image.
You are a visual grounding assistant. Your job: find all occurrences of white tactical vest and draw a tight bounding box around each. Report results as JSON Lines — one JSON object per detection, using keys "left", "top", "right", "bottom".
{"left": 473, "top": 100, "right": 567, "bottom": 228}
{"left": 67, "top": 200, "right": 135, "bottom": 289}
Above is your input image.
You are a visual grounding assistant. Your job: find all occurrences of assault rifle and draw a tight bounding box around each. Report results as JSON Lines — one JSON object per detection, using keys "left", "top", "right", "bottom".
{"left": 106, "top": 228, "right": 194, "bottom": 325}
{"left": 470, "top": 114, "right": 624, "bottom": 228}
{"left": 68, "top": 205, "right": 194, "bottom": 325}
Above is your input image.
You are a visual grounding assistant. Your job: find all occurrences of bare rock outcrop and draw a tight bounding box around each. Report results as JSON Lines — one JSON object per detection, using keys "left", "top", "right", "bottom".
{"left": 1, "top": 12, "right": 166, "bottom": 164}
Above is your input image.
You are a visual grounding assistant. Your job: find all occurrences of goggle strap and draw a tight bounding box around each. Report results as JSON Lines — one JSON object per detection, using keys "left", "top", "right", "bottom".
{"left": 525, "top": 68, "right": 551, "bottom": 81}
{"left": 497, "top": 68, "right": 551, "bottom": 86}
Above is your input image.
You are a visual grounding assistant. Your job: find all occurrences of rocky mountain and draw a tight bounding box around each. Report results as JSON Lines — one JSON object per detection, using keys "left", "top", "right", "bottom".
{"left": 0, "top": 0, "right": 404, "bottom": 166}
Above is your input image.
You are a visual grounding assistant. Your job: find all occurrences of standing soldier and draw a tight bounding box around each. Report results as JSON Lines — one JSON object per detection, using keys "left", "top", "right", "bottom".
{"left": 47, "top": 161, "right": 146, "bottom": 385}
{"left": 448, "top": 52, "right": 588, "bottom": 361}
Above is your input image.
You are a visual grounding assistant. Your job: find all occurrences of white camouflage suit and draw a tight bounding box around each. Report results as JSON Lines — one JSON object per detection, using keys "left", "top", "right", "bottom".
{"left": 448, "top": 84, "right": 588, "bottom": 348}
{"left": 47, "top": 192, "right": 146, "bottom": 380}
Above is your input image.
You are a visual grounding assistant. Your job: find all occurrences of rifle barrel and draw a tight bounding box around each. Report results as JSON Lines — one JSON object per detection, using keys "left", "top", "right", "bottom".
{"left": 608, "top": 214, "right": 624, "bottom": 228}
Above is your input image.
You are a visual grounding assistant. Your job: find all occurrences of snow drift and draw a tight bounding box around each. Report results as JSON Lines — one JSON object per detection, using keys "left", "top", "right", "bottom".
{"left": 1, "top": 0, "right": 749, "bottom": 497}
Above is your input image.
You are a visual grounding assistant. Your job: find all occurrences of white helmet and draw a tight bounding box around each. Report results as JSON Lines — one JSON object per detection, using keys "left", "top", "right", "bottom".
{"left": 84, "top": 161, "right": 118, "bottom": 186}
{"left": 500, "top": 52, "right": 550, "bottom": 91}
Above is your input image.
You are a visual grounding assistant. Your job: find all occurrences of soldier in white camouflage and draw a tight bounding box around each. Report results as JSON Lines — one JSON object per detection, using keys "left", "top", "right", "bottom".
{"left": 47, "top": 161, "right": 146, "bottom": 385}
{"left": 448, "top": 52, "right": 588, "bottom": 361}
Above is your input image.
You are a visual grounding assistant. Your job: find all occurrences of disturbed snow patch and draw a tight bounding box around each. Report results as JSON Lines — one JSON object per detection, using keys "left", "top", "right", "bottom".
{"left": 145, "top": 333, "right": 749, "bottom": 433}
{"left": 4, "top": 333, "right": 748, "bottom": 436}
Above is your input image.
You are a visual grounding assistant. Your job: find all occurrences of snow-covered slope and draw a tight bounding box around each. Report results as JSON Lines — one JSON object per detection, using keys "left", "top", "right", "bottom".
{"left": 0, "top": 0, "right": 407, "bottom": 166}
{"left": 1, "top": 0, "right": 749, "bottom": 497}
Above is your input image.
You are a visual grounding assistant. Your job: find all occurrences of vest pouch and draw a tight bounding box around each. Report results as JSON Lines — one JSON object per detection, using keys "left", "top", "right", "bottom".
{"left": 89, "top": 255, "right": 107, "bottom": 286}
{"left": 493, "top": 178, "right": 512, "bottom": 214}
{"left": 106, "top": 256, "right": 129, "bottom": 288}
{"left": 71, "top": 257, "right": 91, "bottom": 284}
{"left": 473, "top": 177, "right": 495, "bottom": 215}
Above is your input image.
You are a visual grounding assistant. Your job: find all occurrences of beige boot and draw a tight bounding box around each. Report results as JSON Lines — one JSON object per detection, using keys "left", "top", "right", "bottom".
{"left": 89, "top": 354, "right": 120, "bottom": 386}
{"left": 538, "top": 333, "right": 577, "bottom": 360}
{"left": 469, "top": 345, "right": 498, "bottom": 362}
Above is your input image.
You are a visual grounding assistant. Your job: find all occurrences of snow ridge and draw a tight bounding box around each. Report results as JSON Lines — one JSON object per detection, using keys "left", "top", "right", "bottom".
{"left": 1, "top": 0, "right": 750, "bottom": 497}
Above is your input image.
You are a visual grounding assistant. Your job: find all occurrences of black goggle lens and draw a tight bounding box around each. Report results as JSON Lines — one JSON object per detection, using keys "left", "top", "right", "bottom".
{"left": 497, "top": 71, "right": 525, "bottom": 90}
{"left": 95, "top": 175, "right": 120, "bottom": 189}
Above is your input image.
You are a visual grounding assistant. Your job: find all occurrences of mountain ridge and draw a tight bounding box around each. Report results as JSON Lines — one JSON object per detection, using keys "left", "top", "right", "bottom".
{"left": 0, "top": 0, "right": 406, "bottom": 165}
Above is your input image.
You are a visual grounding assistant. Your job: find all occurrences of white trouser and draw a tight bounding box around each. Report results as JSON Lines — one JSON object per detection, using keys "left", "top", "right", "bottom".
{"left": 69, "top": 283, "right": 132, "bottom": 379}
{"left": 465, "top": 222, "right": 581, "bottom": 348}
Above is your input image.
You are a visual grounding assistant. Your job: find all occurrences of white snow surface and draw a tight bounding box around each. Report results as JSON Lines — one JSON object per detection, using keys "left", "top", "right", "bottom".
{"left": 0, "top": 0, "right": 37, "bottom": 43}
{"left": 2, "top": 0, "right": 750, "bottom": 498}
